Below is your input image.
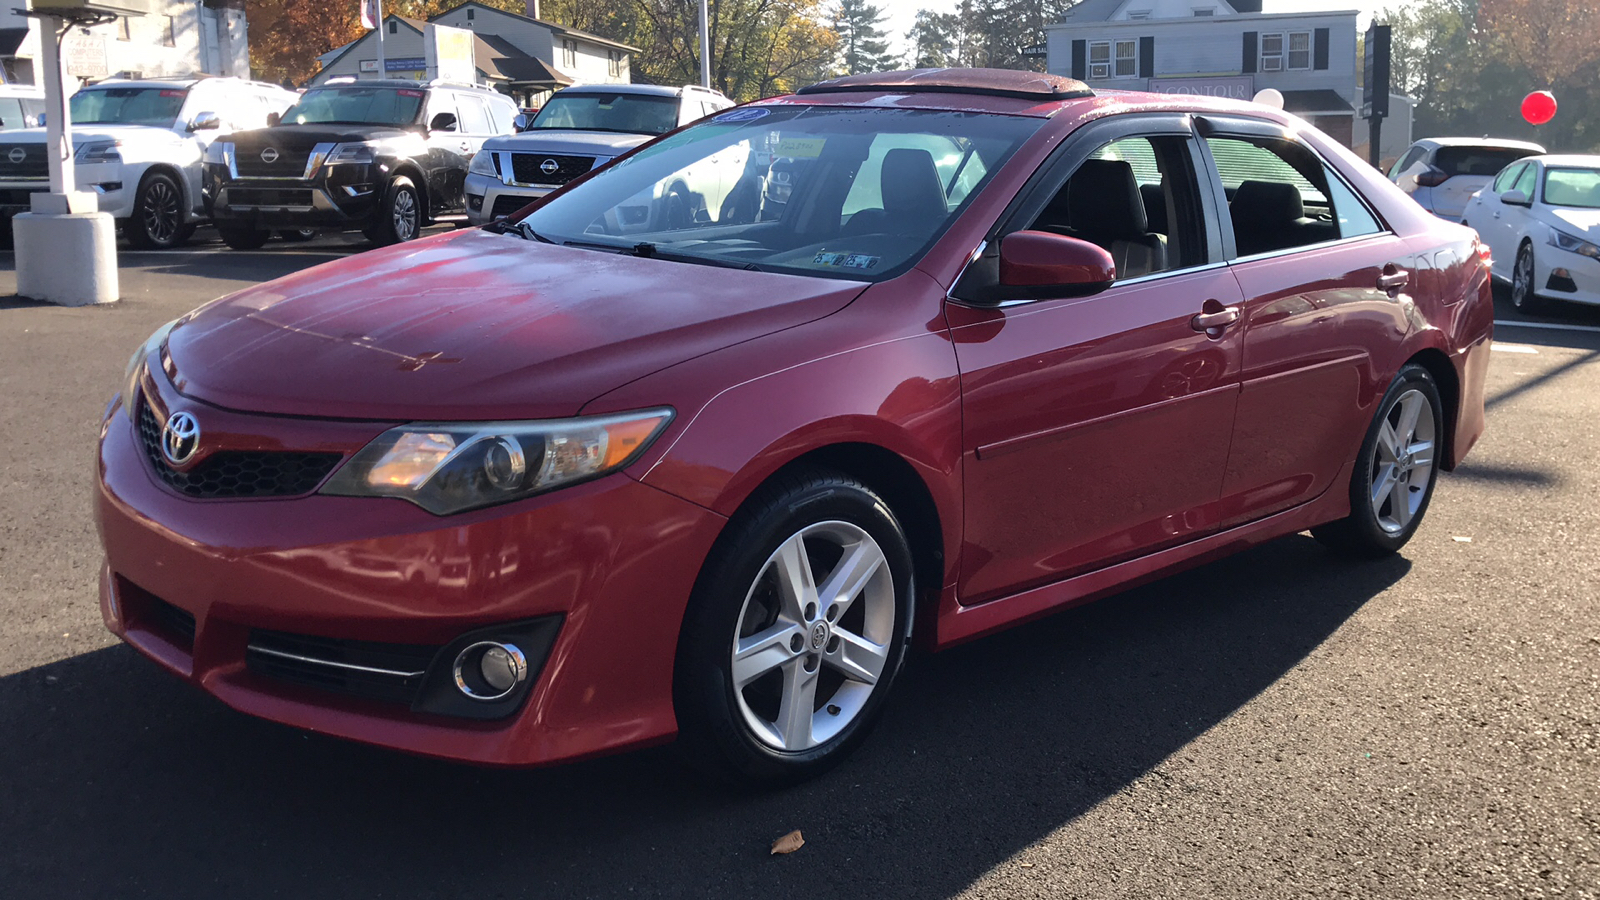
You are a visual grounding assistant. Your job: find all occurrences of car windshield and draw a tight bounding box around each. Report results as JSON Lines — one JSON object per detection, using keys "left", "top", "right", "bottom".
{"left": 1542, "top": 167, "right": 1600, "bottom": 209}
{"left": 69, "top": 87, "right": 187, "bottom": 127}
{"left": 516, "top": 106, "right": 1038, "bottom": 282}
{"left": 529, "top": 92, "right": 680, "bottom": 135}
{"left": 1435, "top": 146, "right": 1538, "bottom": 177}
{"left": 282, "top": 87, "right": 424, "bottom": 126}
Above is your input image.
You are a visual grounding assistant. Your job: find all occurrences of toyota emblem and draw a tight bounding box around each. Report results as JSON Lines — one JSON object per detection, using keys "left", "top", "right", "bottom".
{"left": 261, "top": 147, "right": 280, "bottom": 164}
{"left": 160, "top": 411, "right": 201, "bottom": 467}
{"left": 540, "top": 158, "right": 560, "bottom": 176}
{"left": 7, "top": 147, "right": 23, "bottom": 164}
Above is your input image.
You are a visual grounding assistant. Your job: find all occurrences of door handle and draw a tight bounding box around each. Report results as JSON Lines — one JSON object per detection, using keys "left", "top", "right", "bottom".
{"left": 1190, "top": 305, "right": 1241, "bottom": 332}
{"left": 1377, "top": 267, "right": 1409, "bottom": 296}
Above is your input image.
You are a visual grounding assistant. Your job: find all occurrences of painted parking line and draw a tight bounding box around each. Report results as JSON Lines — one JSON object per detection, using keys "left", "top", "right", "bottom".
{"left": 1491, "top": 343, "right": 1540, "bottom": 354}
{"left": 1494, "top": 319, "right": 1600, "bottom": 334}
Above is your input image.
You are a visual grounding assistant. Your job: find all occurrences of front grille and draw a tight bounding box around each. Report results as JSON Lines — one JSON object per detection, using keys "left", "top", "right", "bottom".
{"left": 491, "top": 193, "right": 537, "bottom": 219}
{"left": 227, "top": 187, "right": 314, "bottom": 208}
{"left": 136, "top": 400, "right": 342, "bottom": 499}
{"left": 247, "top": 629, "right": 440, "bottom": 706}
{"left": 150, "top": 597, "right": 196, "bottom": 648}
{"left": 233, "top": 149, "right": 311, "bottom": 178}
{"left": 510, "top": 153, "right": 593, "bottom": 186}
{"left": 0, "top": 144, "right": 47, "bottom": 179}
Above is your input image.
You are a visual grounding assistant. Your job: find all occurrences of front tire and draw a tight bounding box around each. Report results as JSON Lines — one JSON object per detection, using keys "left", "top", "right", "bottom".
{"left": 124, "top": 172, "right": 189, "bottom": 249}
{"left": 365, "top": 177, "right": 422, "bottom": 246}
{"left": 1313, "top": 364, "right": 1444, "bottom": 557}
{"left": 1511, "top": 242, "right": 1549, "bottom": 315}
{"left": 674, "top": 469, "right": 915, "bottom": 786}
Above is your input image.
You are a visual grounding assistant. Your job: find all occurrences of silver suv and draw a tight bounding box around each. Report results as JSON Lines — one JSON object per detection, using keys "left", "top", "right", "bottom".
{"left": 1389, "top": 137, "right": 1545, "bottom": 221}
{"left": 465, "top": 83, "right": 733, "bottom": 225}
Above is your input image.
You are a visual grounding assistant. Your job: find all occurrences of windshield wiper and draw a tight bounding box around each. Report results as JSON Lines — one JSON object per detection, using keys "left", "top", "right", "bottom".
{"left": 563, "top": 239, "right": 762, "bottom": 271}
{"left": 485, "top": 219, "right": 554, "bottom": 243}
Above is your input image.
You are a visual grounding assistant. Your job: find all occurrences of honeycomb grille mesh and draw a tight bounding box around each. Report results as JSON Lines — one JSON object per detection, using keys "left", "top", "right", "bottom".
{"left": 136, "top": 399, "right": 342, "bottom": 499}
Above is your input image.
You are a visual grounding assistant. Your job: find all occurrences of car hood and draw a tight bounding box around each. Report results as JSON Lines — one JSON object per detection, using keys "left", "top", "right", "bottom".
{"left": 0, "top": 124, "right": 179, "bottom": 146}
{"left": 482, "top": 129, "right": 650, "bottom": 156}
{"left": 1546, "top": 207, "right": 1600, "bottom": 237}
{"left": 165, "top": 229, "right": 868, "bottom": 421}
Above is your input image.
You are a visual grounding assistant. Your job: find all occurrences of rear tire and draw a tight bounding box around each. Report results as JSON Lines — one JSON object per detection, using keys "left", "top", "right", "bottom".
{"left": 365, "top": 177, "right": 422, "bottom": 246}
{"left": 125, "top": 172, "right": 190, "bottom": 250}
{"left": 673, "top": 469, "right": 915, "bottom": 786}
{"left": 1510, "top": 242, "right": 1549, "bottom": 315}
{"left": 217, "top": 224, "right": 271, "bottom": 250}
{"left": 1313, "top": 364, "right": 1444, "bottom": 557}
{"left": 277, "top": 227, "right": 317, "bottom": 242}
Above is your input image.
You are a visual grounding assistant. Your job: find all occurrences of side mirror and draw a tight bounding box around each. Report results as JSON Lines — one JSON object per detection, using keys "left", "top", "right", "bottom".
{"left": 266, "top": 111, "right": 282, "bottom": 127}
{"left": 429, "top": 112, "right": 458, "bottom": 132}
{"left": 512, "top": 113, "right": 532, "bottom": 132}
{"left": 1500, "top": 189, "right": 1531, "bottom": 207}
{"left": 995, "top": 230, "right": 1116, "bottom": 301}
{"left": 188, "top": 111, "right": 221, "bottom": 132}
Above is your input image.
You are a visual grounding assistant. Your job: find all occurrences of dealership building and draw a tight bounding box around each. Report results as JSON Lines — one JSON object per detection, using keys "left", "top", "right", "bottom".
{"left": 1046, "top": 0, "right": 1360, "bottom": 145}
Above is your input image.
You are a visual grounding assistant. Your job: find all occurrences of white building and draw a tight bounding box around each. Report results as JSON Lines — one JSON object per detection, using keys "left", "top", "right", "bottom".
{"left": 312, "top": 2, "right": 635, "bottom": 104}
{"left": 1046, "top": 0, "right": 1360, "bottom": 146}
{"left": 0, "top": 0, "right": 249, "bottom": 86}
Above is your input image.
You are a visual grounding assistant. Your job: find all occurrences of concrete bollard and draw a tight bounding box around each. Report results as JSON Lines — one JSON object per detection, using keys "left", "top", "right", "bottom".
{"left": 14, "top": 206, "right": 120, "bottom": 307}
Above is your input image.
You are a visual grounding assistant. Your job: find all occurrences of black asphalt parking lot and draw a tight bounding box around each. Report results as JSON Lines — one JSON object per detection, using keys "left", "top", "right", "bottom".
{"left": 1, "top": 232, "right": 1596, "bottom": 898}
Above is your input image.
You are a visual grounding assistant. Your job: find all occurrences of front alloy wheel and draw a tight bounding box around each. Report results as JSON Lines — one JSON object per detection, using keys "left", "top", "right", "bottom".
{"left": 1511, "top": 243, "right": 1548, "bottom": 315}
{"left": 125, "top": 173, "right": 189, "bottom": 249}
{"left": 675, "top": 470, "right": 914, "bottom": 785}
{"left": 367, "top": 177, "right": 422, "bottom": 246}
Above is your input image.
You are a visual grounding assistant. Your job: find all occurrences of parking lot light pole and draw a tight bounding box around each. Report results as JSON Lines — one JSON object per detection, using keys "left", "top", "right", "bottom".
{"left": 699, "top": 0, "right": 711, "bottom": 88}
{"left": 13, "top": 11, "right": 119, "bottom": 307}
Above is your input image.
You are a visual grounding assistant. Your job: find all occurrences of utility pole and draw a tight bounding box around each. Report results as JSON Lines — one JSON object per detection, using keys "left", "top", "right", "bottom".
{"left": 699, "top": 0, "right": 711, "bottom": 88}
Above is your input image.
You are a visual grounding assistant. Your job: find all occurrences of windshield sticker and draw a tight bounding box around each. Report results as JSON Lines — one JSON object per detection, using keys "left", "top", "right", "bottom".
{"left": 714, "top": 107, "right": 771, "bottom": 123}
{"left": 776, "top": 137, "right": 826, "bottom": 158}
{"left": 160, "top": 90, "right": 184, "bottom": 97}
{"left": 813, "top": 251, "right": 881, "bottom": 271}
{"left": 398, "top": 89, "right": 425, "bottom": 97}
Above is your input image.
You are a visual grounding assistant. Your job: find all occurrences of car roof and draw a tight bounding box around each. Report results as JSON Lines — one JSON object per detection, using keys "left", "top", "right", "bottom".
{"left": 1525, "top": 153, "right": 1600, "bottom": 168}
{"left": 1415, "top": 136, "right": 1546, "bottom": 152}
{"left": 557, "top": 83, "right": 727, "bottom": 100}
{"left": 770, "top": 77, "right": 1293, "bottom": 121}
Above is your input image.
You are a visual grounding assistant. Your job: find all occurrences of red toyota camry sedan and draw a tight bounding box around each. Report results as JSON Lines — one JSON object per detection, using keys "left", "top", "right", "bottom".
{"left": 97, "top": 69, "right": 1492, "bottom": 784}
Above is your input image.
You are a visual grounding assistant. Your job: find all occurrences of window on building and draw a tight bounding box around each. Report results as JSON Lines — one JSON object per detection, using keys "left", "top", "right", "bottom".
{"left": 1114, "top": 39, "right": 1137, "bottom": 77}
{"left": 1287, "top": 31, "right": 1311, "bottom": 69}
{"left": 467, "top": 7, "right": 475, "bottom": 19}
{"left": 388, "top": 20, "right": 398, "bottom": 34}
{"left": 561, "top": 39, "right": 577, "bottom": 68}
{"left": 1089, "top": 41, "right": 1111, "bottom": 79}
{"left": 161, "top": 15, "right": 175, "bottom": 48}
{"left": 607, "top": 49, "right": 622, "bottom": 78}
{"left": 1260, "top": 33, "right": 1284, "bottom": 71}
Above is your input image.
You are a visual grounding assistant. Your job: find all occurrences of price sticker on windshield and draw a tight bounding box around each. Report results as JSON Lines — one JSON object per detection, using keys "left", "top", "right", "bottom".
{"left": 776, "top": 137, "right": 826, "bottom": 158}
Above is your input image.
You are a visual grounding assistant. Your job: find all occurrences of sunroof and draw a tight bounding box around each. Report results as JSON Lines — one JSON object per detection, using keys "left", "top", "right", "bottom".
{"left": 796, "top": 68, "right": 1093, "bottom": 101}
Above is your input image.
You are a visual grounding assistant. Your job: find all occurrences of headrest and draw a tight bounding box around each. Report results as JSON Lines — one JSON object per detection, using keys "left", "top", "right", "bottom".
{"left": 1231, "top": 180, "right": 1305, "bottom": 226}
{"left": 1066, "top": 159, "right": 1148, "bottom": 238}
{"left": 880, "top": 148, "right": 947, "bottom": 220}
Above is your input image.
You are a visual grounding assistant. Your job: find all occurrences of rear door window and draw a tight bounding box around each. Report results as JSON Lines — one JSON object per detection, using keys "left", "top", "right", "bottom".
{"left": 1203, "top": 135, "right": 1380, "bottom": 256}
{"left": 455, "top": 94, "right": 494, "bottom": 135}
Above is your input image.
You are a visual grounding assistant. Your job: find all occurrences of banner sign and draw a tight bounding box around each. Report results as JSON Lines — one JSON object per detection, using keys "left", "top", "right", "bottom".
{"left": 1147, "top": 75, "right": 1254, "bottom": 100}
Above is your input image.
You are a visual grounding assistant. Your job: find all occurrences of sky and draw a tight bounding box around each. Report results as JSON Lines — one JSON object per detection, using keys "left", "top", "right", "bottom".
{"left": 877, "top": 0, "right": 1411, "bottom": 59}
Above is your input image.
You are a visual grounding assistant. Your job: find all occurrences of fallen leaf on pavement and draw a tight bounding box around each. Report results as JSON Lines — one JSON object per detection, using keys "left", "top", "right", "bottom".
{"left": 770, "top": 830, "right": 805, "bottom": 855}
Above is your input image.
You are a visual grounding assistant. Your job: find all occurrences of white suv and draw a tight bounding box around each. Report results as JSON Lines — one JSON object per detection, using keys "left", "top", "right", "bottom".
{"left": 1389, "top": 137, "right": 1545, "bottom": 221}
{"left": 0, "top": 77, "right": 298, "bottom": 248}
{"left": 464, "top": 83, "right": 733, "bottom": 225}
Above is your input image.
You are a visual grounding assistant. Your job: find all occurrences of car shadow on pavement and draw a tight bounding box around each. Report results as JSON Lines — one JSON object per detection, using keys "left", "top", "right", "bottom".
{"left": 0, "top": 535, "right": 1407, "bottom": 899}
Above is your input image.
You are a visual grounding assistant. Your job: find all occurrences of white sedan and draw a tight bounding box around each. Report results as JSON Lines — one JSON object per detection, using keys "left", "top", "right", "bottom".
{"left": 1464, "top": 154, "right": 1600, "bottom": 314}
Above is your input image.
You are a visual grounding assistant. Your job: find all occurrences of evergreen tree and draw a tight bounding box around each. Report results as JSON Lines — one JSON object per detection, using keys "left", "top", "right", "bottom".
{"left": 835, "top": 0, "right": 894, "bottom": 75}
{"left": 908, "top": 10, "right": 959, "bottom": 68}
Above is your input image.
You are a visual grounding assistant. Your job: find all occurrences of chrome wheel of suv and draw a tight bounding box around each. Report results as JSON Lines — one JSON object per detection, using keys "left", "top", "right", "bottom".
{"left": 126, "top": 173, "right": 190, "bottom": 250}
{"left": 368, "top": 177, "right": 422, "bottom": 246}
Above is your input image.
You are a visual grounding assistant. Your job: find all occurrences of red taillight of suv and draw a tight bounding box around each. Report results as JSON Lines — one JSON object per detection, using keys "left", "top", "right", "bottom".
{"left": 1416, "top": 166, "right": 1451, "bottom": 188}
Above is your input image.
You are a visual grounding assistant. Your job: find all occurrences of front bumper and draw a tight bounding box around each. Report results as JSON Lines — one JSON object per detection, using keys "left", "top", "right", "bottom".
{"left": 0, "top": 163, "right": 133, "bottom": 219}
{"left": 464, "top": 171, "right": 550, "bottom": 226}
{"left": 204, "top": 162, "right": 383, "bottom": 229}
{"left": 96, "top": 367, "right": 727, "bottom": 767}
{"left": 1537, "top": 244, "right": 1600, "bottom": 306}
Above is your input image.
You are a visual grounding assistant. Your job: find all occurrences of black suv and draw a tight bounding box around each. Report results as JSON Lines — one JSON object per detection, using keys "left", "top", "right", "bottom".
{"left": 203, "top": 79, "right": 518, "bottom": 248}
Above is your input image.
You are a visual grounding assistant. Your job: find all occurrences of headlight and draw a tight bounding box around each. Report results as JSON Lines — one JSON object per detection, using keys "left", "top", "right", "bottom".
{"left": 76, "top": 141, "right": 122, "bottom": 163}
{"left": 325, "top": 141, "right": 379, "bottom": 165}
{"left": 320, "top": 408, "right": 675, "bottom": 515}
{"left": 203, "top": 141, "right": 232, "bottom": 165}
{"left": 1548, "top": 227, "right": 1600, "bottom": 259}
{"left": 468, "top": 149, "right": 499, "bottom": 178}
{"left": 121, "top": 318, "right": 182, "bottom": 419}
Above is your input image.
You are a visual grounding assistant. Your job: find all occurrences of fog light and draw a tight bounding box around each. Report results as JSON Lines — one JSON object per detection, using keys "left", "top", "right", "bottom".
{"left": 467, "top": 193, "right": 483, "bottom": 211}
{"left": 452, "top": 641, "right": 527, "bottom": 701}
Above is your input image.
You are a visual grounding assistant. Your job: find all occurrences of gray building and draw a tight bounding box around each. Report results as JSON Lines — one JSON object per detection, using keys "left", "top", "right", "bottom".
{"left": 1046, "top": 0, "right": 1359, "bottom": 146}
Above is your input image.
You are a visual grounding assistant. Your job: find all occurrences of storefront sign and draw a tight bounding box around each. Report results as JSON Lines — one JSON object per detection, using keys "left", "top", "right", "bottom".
{"left": 1147, "top": 76, "right": 1255, "bottom": 101}
{"left": 63, "top": 32, "right": 108, "bottom": 80}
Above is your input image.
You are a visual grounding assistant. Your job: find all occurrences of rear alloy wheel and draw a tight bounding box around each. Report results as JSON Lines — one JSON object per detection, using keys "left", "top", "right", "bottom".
{"left": 217, "top": 224, "right": 271, "bottom": 250}
{"left": 125, "top": 172, "right": 190, "bottom": 249}
{"left": 1313, "top": 364, "right": 1443, "bottom": 557}
{"left": 366, "top": 177, "right": 421, "bottom": 246}
{"left": 1511, "top": 242, "right": 1549, "bottom": 315}
{"left": 674, "top": 470, "right": 914, "bottom": 785}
